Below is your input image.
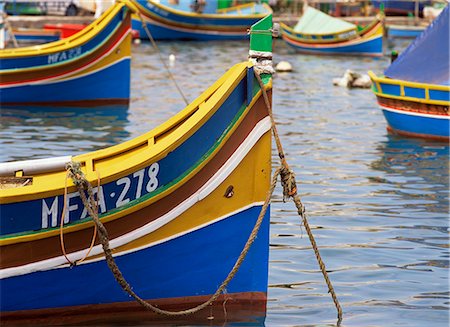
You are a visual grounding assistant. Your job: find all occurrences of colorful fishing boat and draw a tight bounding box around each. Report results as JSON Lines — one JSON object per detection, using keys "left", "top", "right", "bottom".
{"left": 130, "top": 0, "right": 272, "bottom": 40}
{"left": 0, "top": 1, "right": 133, "bottom": 107}
{"left": 369, "top": 5, "right": 449, "bottom": 141}
{"left": 280, "top": 5, "right": 384, "bottom": 56}
{"left": 0, "top": 14, "right": 274, "bottom": 325}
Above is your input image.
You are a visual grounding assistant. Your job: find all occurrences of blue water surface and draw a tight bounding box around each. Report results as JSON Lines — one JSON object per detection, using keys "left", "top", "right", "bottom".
{"left": 0, "top": 37, "right": 448, "bottom": 327}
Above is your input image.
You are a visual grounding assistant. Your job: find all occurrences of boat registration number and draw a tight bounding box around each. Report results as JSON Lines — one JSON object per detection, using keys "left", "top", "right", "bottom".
{"left": 41, "top": 162, "right": 160, "bottom": 229}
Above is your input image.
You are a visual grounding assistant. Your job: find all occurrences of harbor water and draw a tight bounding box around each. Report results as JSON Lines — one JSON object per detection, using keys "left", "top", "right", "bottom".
{"left": 0, "top": 38, "right": 448, "bottom": 326}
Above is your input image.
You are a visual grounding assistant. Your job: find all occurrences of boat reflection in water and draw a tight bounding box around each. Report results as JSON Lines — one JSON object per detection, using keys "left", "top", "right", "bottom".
{"left": 0, "top": 105, "right": 130, "bottom": 162}
{"left": 370, "top": 134, "right": 449, "bottom": 213}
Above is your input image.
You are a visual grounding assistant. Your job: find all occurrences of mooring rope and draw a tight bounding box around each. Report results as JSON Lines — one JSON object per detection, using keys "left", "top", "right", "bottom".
{"left": 136, "top": 14, "right": 189, "bottom": 106}
{"left": 59, "top": 166, "right": 98, "bottom": 266}
{"left": 254, "top": 71, "right": 343, "bottom": 324}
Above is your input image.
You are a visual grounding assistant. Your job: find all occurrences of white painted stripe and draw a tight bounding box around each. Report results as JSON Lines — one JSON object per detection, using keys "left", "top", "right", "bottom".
{"left": 0, "top": 29, "right": 131, "bottom": 89}
{"left": 380, "top": 105, "right": 450, "bottom": 120}
{"left": 0, "top": 116, "right": 272, "bottom": 279}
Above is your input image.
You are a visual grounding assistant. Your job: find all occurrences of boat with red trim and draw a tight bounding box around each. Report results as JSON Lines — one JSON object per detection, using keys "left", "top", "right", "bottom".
{"left": 369, "top": 5, "right": 449, "bottom": 141}
{"left": 0, "top": 1, "right": 133, "bottom": 107}
{"left": 131, "top": 0, "right": 272, "bottom": 41}
{"left": 280, "top": 5, "right": 384, "bottom": 56}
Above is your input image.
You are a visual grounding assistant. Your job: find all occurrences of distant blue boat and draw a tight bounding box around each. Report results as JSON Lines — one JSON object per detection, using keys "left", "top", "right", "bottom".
{"left": 131, "top": 0, "right": 272, "bottom": 41}
{"left": 372, "top": 0, "right": 431, "bottom": 16}
{"left": 387, "top": 24, "right": 426, "bottom": 38}
{"left": 369, "top": 5, "right": 449, "bottom": 141}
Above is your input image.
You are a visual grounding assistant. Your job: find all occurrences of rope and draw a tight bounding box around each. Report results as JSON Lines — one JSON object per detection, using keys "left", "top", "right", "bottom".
{"left": 254, "top": 71, "right": 343, "bottom": 324}
{"left": 64, "top": 160, "right": 279, "bottom": 316}
{"left": 136, "top": 14, "right": 189, "bottom": 106}
{"left": 60, "top": 164, "right": 98, "bottom": 266}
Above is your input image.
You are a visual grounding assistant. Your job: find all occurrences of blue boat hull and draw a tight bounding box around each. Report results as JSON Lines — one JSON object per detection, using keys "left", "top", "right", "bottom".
{"left": 1, "top": 205, "right": 270, "bottom": 312}
{"left": 388, "top": 26, "right": 424, "bottom": 38}
{"left": 382, "top": 107, "right": 450, "bottom": 140}
{"left": 284, "top": 34, "right": 383, "bottom": 56}
{"left": 0, "top": 59, "right": 131, "bottom": 106}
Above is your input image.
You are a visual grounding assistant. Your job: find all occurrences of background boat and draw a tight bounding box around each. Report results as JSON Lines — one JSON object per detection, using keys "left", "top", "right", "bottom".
{"left": 0, "top": 1, "right": 133, "bottom": 107}
{"left": 131, "top": 0, "right": 272, "bottom": 40}
{"left": 386, "top": 23, "right": 426, "bottom": 37}
{"left": 0, "top": 14, "right": 274, "bottom": 325}
{"left": 369, "top": 5, "right": 449, "bottom": 141}
{"left": 372, "top": 0, "right": 432, "bottom": 16}
{"left": 280, "top": 5, "right": 384, "bottom": 56}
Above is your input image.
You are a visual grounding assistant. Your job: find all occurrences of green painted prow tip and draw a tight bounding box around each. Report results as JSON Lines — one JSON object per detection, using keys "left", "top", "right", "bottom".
{"left": 250, "top": 14, "right": 273, "bottom": 54}
{"left": 248, "top": 13, "right": 275, "bottom": 82}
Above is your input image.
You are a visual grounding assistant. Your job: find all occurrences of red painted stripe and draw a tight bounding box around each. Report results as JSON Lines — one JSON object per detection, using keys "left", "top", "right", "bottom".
{"left": 377, "top": 98, "right": 450, "bottom": 117}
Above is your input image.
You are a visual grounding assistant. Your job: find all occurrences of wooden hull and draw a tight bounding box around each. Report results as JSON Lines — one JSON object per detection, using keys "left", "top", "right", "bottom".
{"left": 281, "top": 20, "right": 384, "bottom": 56}
{"left": 1, "top": 293, "right": 266, "bottom": 326}
{"left": 369, "top": 71, "right": 450, "bottom": 141}
{"left": 131, "top": 0, "right": 272, "bottom": 40}
{"left": 0, "top": 62, "right": 273, "bottom": 323}
{"left": 0, "top": 4, "right": 132, "bottom": 107}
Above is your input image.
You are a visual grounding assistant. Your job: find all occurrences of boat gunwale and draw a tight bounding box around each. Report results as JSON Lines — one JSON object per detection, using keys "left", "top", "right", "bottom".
{"left": 368, "top": 71, "right": 450, "bottom": 106}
